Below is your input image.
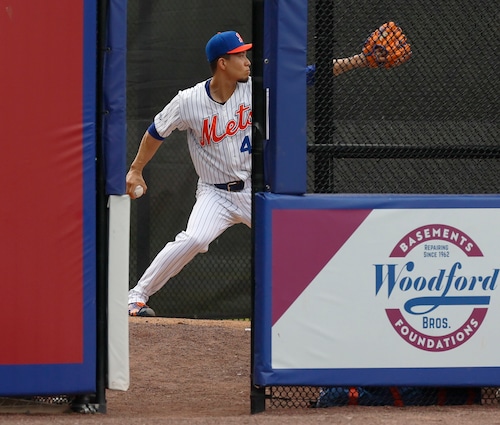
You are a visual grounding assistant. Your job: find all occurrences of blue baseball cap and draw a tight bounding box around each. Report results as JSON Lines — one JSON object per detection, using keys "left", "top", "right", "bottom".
{"left": 205, "top": 31, "right": 252, "bottom": 62}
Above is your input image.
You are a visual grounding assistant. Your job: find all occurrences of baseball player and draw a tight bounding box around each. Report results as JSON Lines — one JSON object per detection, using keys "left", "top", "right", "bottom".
{"left": 127, "top": 27, "right": 411, "bottom": 317}
{"left": 127, "top": 31, "right": 253, "bottom": 316}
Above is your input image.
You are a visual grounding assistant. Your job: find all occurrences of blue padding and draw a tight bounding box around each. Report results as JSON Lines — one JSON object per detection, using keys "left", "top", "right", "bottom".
{"left": 252, "top": 193, "right": 274, "bottom": 383}
{"left": 0, "top": 364, "right": 95, "bottom": 396}
{"left": 254, "top": 366, "right": 500, "bottom": 387}
{"left": 82, "top": 0, "right": 97, "bottom": 394}
{"left": 102, "top": 0, "right": 128, "bottom": 195}
{"left": 258, "top": 192, "right": 500, "bottom": 210}
{"left": 263, "top": 0, "right": 307, "bottom": 194}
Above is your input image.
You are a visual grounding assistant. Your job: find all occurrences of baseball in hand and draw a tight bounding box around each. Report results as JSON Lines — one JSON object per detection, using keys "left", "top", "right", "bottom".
{"left": 133, "top": 185, "right": 144, "bottom": 198}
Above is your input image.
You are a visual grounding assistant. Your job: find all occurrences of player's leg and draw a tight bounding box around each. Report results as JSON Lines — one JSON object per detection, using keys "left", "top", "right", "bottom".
{"left": 233, "top": 184, "right": 251, "bottom": 228}
{"left": 128, "top": 184, "right": 238, "bottom": 312}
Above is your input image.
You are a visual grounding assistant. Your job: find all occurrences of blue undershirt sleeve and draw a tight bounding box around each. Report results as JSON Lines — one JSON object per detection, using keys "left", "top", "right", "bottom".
{"left": 147, "top": 122, "right": 164, "bottom": 140}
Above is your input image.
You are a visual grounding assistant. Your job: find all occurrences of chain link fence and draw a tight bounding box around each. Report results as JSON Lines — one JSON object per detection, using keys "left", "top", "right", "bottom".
{"left": 308, "top": 0, "right": 499, "bottom": 194}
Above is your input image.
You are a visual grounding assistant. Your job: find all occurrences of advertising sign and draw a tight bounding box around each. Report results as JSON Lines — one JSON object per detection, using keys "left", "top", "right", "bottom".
{"left": 253, "top": 193, "right": 500, "bottom": 386}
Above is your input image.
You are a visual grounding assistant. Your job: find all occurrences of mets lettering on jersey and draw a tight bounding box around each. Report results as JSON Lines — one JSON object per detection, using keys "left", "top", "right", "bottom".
{"left": 154, "top": 78, "right": 252, "bottom": 183}
{"left": 201, "top": 103, "right": 252, "bottom": 146}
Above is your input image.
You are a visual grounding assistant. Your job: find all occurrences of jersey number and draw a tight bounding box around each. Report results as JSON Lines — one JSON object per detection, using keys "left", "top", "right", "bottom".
{"left": 240, "top": 136, "right": 252, "bottom": 154}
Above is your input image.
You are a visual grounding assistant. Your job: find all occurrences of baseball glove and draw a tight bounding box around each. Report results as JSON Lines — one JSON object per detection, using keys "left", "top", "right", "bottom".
{"left": 362, "top": 21, "right": 412, "bottom": 69}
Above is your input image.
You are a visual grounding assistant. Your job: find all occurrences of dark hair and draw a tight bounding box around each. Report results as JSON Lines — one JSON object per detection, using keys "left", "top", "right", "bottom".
{"left": 209, "top": 54, "right": 230, "bottom": 74}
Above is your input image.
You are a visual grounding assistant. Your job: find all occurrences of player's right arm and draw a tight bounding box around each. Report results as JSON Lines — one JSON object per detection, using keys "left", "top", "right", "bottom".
{"left": 127, "top": 93, "right": 184, "bottom": 199}
{"left": 126, "top": 130, "right": 163, "bottom": 198}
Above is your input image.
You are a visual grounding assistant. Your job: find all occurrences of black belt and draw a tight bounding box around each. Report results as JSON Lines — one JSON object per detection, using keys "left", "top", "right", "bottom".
{"left": 214, "top": 180, "right": 245, "bottom": 192}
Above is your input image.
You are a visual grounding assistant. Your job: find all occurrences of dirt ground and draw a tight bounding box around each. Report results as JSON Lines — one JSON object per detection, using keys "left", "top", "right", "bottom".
{"left": 2, "top": 317, "right": 500, "bottom": 424}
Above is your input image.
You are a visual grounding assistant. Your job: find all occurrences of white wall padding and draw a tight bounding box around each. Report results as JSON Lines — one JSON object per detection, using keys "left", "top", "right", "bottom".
{"left": 107, "top": 195, "right": 130, "bottom": 391}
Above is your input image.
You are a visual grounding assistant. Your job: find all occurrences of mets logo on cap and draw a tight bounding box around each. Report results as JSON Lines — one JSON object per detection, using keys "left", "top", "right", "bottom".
{"left": 235, "top": 32, "right": 244, "bottom": 43}
{"left": 374, "top": 223, "right": 499, "bottom": 352}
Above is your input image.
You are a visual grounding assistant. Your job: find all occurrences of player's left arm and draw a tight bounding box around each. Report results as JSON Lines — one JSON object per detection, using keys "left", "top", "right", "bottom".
{"left": 306, "top": 22, "right": 411, "bottom": 83}
{"left": 332, "top": 54, "right": 369, "bottom": 76}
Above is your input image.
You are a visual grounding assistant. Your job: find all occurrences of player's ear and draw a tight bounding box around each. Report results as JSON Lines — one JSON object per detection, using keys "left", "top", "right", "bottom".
{"left": 218, "top": 56, "right": 227, "bottom": 70}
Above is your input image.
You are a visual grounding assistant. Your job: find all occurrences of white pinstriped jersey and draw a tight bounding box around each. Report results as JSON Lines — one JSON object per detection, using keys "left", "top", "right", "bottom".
{"left": 154, "top": 77, "right": 252, "bottom": 185}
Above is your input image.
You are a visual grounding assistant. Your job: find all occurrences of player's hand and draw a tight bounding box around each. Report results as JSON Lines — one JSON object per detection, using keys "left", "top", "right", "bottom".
{"left": 362, "top": 21, "right": 412, "bottom": 69}
{"left": 126, "top": 169, "right": 147, "bottom": 199}
{"left": 333, "top": 22, "right": 411, "bottom": 77}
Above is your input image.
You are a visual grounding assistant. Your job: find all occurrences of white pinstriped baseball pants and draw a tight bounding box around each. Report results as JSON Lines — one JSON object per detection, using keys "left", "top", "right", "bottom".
{"left": 128, "top": 180, "right": 252, "bottom": 304}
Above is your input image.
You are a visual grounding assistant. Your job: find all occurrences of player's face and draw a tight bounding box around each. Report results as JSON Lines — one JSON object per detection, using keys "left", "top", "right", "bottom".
{"left": 225, "top": 52, "right": 251, "bottom": 82}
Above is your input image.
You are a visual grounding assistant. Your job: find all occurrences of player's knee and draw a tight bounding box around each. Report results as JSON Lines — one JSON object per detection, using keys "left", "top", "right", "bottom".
{"left": 184, "top": 233, "right": 210, "bottom": 254}
{"left": 192, "top": 236, "right": 210, "bottom": 253}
